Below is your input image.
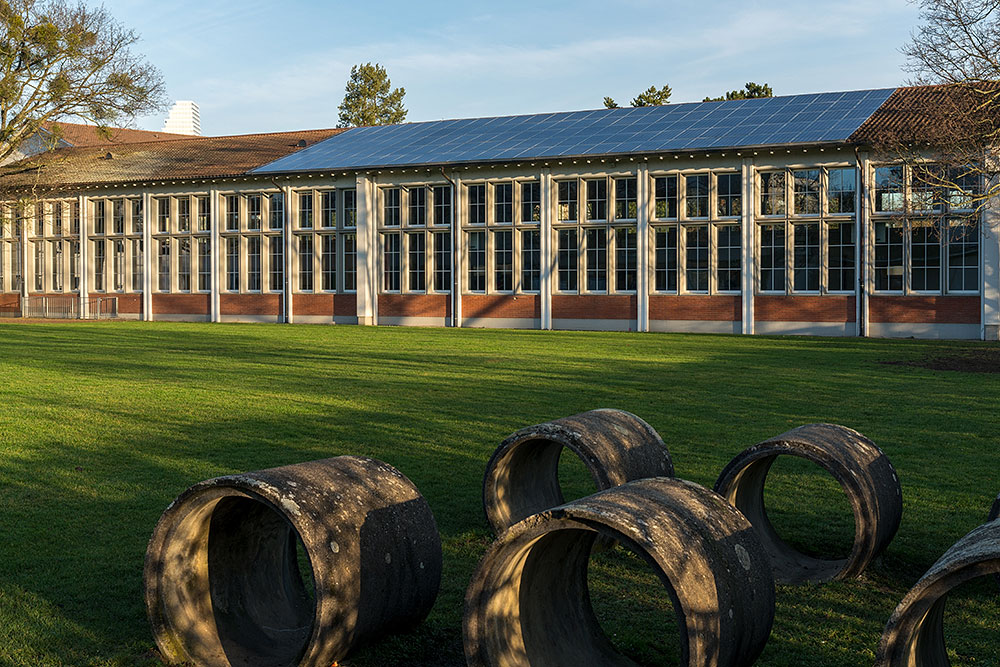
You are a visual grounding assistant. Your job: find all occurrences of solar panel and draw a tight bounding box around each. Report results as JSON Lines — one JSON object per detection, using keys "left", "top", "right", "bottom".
{"left": 255, "top": 88, "right": 895, "bottom": 174}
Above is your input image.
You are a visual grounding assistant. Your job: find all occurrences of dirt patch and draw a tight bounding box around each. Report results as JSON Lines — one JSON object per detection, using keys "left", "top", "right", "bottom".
{"left": 880, "top": 347, "right": 1000, "bottom": 373}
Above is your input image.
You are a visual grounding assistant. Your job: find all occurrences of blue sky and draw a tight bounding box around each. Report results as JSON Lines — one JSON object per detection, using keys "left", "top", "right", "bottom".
{"left": 102, "top": 0, "right": 922, "bottom": 136}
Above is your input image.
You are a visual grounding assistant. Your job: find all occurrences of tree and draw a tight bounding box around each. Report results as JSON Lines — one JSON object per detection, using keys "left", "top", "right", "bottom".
{"left": 603, "top": 84, "right": 671, "bottom": 109}
{"left": 703, "top": 82, "right": 773, "bottom": 102}
{"left": 0, "top": 0, "right": 166, "bottom": 165}
{"left": 337, "top": 63, "right": 407, "bottom": 128}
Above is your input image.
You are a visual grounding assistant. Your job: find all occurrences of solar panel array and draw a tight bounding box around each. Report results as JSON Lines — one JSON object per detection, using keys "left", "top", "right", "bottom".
{"left": 255, "top": 88, "right": 896, "bottom": 174}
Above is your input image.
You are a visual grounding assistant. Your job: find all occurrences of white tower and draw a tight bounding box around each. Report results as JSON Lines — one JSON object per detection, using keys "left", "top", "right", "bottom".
{"left": 162, "top": 101, "right": 201, "bottom": 136}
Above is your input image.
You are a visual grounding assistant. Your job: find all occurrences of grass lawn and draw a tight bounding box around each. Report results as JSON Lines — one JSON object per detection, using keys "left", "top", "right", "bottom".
{"left": 0, "top": 321, "right": 997, "bottom": 666}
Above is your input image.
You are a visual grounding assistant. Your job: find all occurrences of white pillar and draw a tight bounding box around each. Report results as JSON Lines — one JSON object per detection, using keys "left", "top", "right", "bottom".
{"left": 19, "top": 204, "right": 28, "bottom": 300}
{"left": 636, "top": 163, "right": 650, "bottom": 332}
{"left": 980, "top": 156, "right": 999, "bottom": 340}
{"left": 210, "top": 188, "right": 220, "bottom": 323}
{"left": 142, "top": 192, "right": 153, "bottom": 321}
{"left": 741, "top": 158, "right": 755, "bottom": 335}
{"left": 857, "top": 153, "right": 870, "bottom": 337}
{"left": 355, "top": 174, "right": 376, "bottom": 326}
{"left": 283, "top": 184, "right": 293, "bottom": 324}
{"left": 78, "top": 195, "right": 88, "bottom": 318}
{"left": 539, "top": 168, "right": 553, "bottom": 330}
{"left": 453, "top": 174, "right": 463, "bottom": 327}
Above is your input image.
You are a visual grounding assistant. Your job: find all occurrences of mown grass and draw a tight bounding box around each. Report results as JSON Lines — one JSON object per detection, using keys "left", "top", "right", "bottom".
{"left": 0, "top": 321, "right": 996, "bottom": 666}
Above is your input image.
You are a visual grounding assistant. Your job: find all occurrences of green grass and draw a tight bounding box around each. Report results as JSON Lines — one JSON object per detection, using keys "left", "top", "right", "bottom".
{"left": 0, "top": 321, "right": 997, "bottom": 666}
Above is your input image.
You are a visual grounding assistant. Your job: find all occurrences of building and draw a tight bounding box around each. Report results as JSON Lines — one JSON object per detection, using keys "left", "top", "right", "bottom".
{"left": 162, "top": 101, "right": 201, "bottom": 136}
{"left": 0, "top": 85, "right": 997, "bottom": 339}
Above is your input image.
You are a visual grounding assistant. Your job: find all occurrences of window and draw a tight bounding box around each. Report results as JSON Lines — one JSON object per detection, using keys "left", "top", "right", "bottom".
{"left": 269, "top": 193, "right": 284, "bottom": 230}
{"left": 157, "top": 198, "right": 170, "bottom": 233}
{"left": 299, "top": 235, "right": 313, "bottom": 291}
{"left": 35, "top": 203, "right": 44, "bottom": 237}
{"left": 654, "top": 227, "right": 677, "bottom": 292}
{"left": 11, "top": 240, "right": 21, "bottom": 290}
{"left": 197, "top": 196, "right": 210, "bottom": 231}
{"left": 178, "top": 197, "right": 191, "bottom": 233}
{"left": 614, "top": 177, "right": 637, "bottom": 220}
{"left": 157, "top": 239, "right": 170, "bottom": 291}
{"left": 433, "top": 232, "right": 451, "bottom": 292}
{"left": 557, "top": 228, "right": 578, "bottom": 291}
{"left": 269, "top": 236, "right": 283, "bottom": 291}
{"left": 248, "top": 237, "right": 262, "bottom": 291}
{"left": 343, "top": 190, "right": 357, "bottom": 227}
{"left": 521, "top": 181, "right": 541, "bottom": 222}
{"left": 113, "top": 200, "right": 125, "bottom": 235}
{"left": 93, "top": 240, "right": 105, "bottom": 291}
{"left": 716, "top": 225, "right": 741, "bottom": 292}
{"left": 874, "top": 221, "right": 904, "bottom": 291}
{"left": 298, "top": 191, "right": 313, "bottom": 229}
{"left": 70, "top": 241, "right": 79, "bottom": 291}
{"left": 71, "top": 202, "right": 80, "bottom": 235}
{"left": 717, "top": 173, "right": 741, "bottom": 217}
{"left": 874, "top": 166, "right": 904, "bottom": 212}
{"left": 946, "top": 167, "right": 979, "bottom": 210}
{"left": 382, "top": 233, "right": 401, "bottom": 291}
{"left": 225, "top": 195, "right": 239, "bottom": 231}
{"left": 409, "top": 187, "right": 426, "bottom": 226}
{"left": 408, "top": 233, "right": 425, "bottom": 291}
{"left": 654, "top": 175, "right": 678, "bottom": 219}
{"left": 909, "top": 167, "right": 940, "bottom": 213}
{"left": 226, "top": 237, "right": 240, "bottom": 291}
{"left": 467, "top": 184, "right": 486, "bottom": 224}
{"left": 827, "top": 222, "right": 855, "bottom": 292}
{"left": 827, "top": 168, "right": 856, "bottom": 214}
{"left": 51, "top": 240, "right": 63, "bottom": 291}
{"left": 321, "top": 191, "right": 337, "bottom": 228}
{"left": 247, "top": 194, "right": 262, "bottom": 231}
{"left": 131, "top": 199, "right": 143, "bottom": 234}
{"left": 343, "top": 234, "right": 357, "bottom": 291}
{"left": 321, "top": 235, "right": 336, "bottom": 291}
{"left": 521, "top": 229, "right": 540, "bottom": 291}
{"left": 467, "top": 230, "right": 486, "bottom": 291}
{"left": 131, "top": 239, "right": 143, "bottom": 291}
{"left": 53, "top": 202, "right": 63, "bottom": 236}
{"left": 113, "top": 239, "right": 125, "bottom": 291}
{"left": 494, "top": 230, "right": 513, "bottom": 291}
{"left": 383, "top": 188, "right": 401, "bottom": 227}
{"left": 760, "top": 172, "right": 786, "bottom": 216}
{"left": 433, "top": 186, "right": 451, "bottom": 225}
{"left": 34, "top": 241, "right": 44, "bottom": 291}
{"left": 792, "top": 223, "right": 819, "bottom": 291}
{"left": 94, "top": 200, "right": 106, "bottom": 235}
{"left": 197, "top": 239, "right": 212, "bottom": 291}
{"left": 557, "top": 181, "right": 577, "bottom": 222}
{"left": 585, "top": 227, "right": 607, "bottom": 291}
{"left": 759, "top": 224, "right": 786, "bottom": 292}
{"left": 586, "top": 179, "right": 607, "bottom": 221}
{"left": 178, "top": 239, "right": 191, "bottom": 291}
{"left": 615, "top": 226, "right": 637, "bottom": 291}
{"left": 685, "top": 226, "right": 709, "bottom": 292}
{"left": 685, "top": 174, "right": 709, "bottom": 218}
{"left": 947, "top": 219, "right": 978, "bottom": 291}
{"left": 910, "top": 220, "right": 940, "bottom": 292}
{"left": 0, "top": 243, "right": 5, "bottom": 290}
{"left": 494, "top": 183, "right": 513, "bottom": 224}
{"left": 793, "top": 169, "right": 820, "bottom": 214}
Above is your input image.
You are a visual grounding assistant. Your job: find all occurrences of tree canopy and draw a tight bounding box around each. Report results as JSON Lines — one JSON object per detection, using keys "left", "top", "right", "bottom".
{"left": 0, "top": 0, "right": 166, "bottom": 165}
{"left": 337, "top": 63, "right": 407, "bottom": 128}
{"left": 703, "top": 82, "right": 773, "bottom": 102}
{"left": 603, "top": 84, "right": 671, "bottom": 109}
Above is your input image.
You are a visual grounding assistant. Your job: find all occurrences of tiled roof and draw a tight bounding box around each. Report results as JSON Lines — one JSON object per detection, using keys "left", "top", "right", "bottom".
{"left": 0, "top": 128, "right": 344, "bottom": 191}
{"left": 43, "top": 121, "right": 190, "bottom": 147}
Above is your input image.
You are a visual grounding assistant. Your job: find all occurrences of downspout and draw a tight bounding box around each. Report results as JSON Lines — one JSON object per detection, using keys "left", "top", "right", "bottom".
{"left": 441, "top": 167, "right": 458, "bottom": 327}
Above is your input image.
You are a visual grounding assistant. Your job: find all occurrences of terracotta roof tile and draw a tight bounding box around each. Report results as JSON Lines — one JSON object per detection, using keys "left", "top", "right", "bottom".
{"left": 44, "top": 121, "right": 191, "bottom": 147}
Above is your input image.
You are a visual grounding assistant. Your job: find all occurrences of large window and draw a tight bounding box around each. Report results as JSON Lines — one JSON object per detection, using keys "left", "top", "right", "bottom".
{"left": 792, "top": 223, "right": 820, "bottom": 291}
{"left": 156, "top": 198, "right": 170, "bottom": 233}
{"left": 760, "top": 172, "right": 785, "bottom": 216}
{"left": 654, "top": 227, "right": 677, "bottom": 292}
{"left": 197, "top": 196, "right": 210, "bottom": 231}
{"left": 467, "top": 184, "right": 486, "bottom": 225}
{"left": 793, "top": 170, "right": 820, "bottom": 214}
{"left": 557, "top": 228, "right": 578, "bottom": 291}
{"left": 521, "top": 182, "right": 541, "bottom": 222}
{"left": 654, "top": 175, "right": 678, "bottom": 219}
{"left": 521, "top": 230, "right": 540, "bottom": 291}
{"left": 131, "top": 239, "right": 143, "bottom": 292}
{"left": 827, "top": 222, "right": 855, "bottom": 292}
{"left": 910, "top": 220, "right": 941, "bottom": 291}
{"left": 93, "top": 240, "right": 105, "bottom": 290}
{"left": 383, "top": 233, "right": 400, "bottom": 291}
{"left": 585, "top": 227, "right": 607, "bottom": 291}
{"left": 716, "top": 225, "right": 740, "bottom": 292}
{"left": 226, "top": 237, "right": 240, "bottom": 291}
{"left": 268, "top": 236, "right": 283, "bottom": 291}
{"left": 408, "top": 233, "right": 425, "bottom": 291}
{"left": 759, "top": 224, "right": 785, "bottom": 292}
{"left": 178, "top": 239, "right": 191, "bottom": 291}
{"left": 248, "top": 237, "right": 262, "bottom": 291}
{"left": 197, "top": 238, "right": 211, "bottom": 291}
{"left": 493, "top": 230, "right": 513, "bottom": 291}
{"left": 113, "top": 200, "right": 125, "bottom": 235}
{"left": 874, "top": 221, "right": 905, "bottom": 291}
{"left": 615, "top": 226, "right": 637, "bottom": 291}
{"left": 467, "top": 230, "right": 486, "bottom": 291}
{"left": 321, "top": 235, "right": 336, "bottom": 291}
{"left": 157, "top": 239, "right": 170, "bottom": 291}
{"left": 113, "top": 239, "right": 125, "bottom": 291}
{"left": 299, "top": 235, "right": 313, "bottom": 291}
{"left": 94, "top": 200, "right": 106, "bottom": 235}
{"left": 343, "top": 234, "right": 357, "bottom": 291}
{"left": 433, "top": 232, "right": 451, "bottom": 292}
{"left": 947, "top": 220, "right": 978, "bottom": 291}
{"left": 585, "top": 179, "right": 607, "bottom": 221}
{"left": 685, "top": 226, "right": 709, "bottom": 292}
{"left": 717, "top": 173, "right": 741, "bottom": 217}
{"left": 827, "top": 168, "right": 856, "bottom": 214}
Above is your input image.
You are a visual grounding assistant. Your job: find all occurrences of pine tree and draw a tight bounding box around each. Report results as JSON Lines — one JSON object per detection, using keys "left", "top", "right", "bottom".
{"left": 337, "top": 63, "right": 407, "bottom": 128}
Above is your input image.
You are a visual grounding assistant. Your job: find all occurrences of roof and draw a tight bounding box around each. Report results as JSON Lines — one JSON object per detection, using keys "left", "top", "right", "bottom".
{"left": 44, "top": 121, "right": 191, "bottom": 147}
{"left": 1, "top": 128, "right": 344, "bottom": 191}
{"left": 255, "top": 88, "right": 897, "bottom": 174}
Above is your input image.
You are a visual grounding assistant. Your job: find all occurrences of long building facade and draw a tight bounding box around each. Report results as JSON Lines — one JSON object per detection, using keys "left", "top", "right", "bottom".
{"left": 1, "top": 86, "right": 998, "bottom": 340}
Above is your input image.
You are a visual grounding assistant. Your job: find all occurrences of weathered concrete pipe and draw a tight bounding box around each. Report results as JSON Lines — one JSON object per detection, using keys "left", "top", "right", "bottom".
{"left": 144, "top": 455, "right": 442, "bottom": 667}
{"left": 465, "top": 477, "right": 775, "bottom": 667}
{"left": 714, "top": 423, "right": 902, "bottom": 584}
{"left": 876, "top": 517, "right": 1000, "bottom": 666}
{"left": 482, "top": 408, "right": 674, "bottom": 535}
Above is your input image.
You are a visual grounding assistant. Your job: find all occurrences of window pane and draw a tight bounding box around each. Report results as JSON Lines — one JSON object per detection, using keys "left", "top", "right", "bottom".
{"left": 409, "top": 186, "right": 426, "bottom": 226}
{"left": 759, "top": 224, "right": 785, "bottom": 292}
{"left": 467, "top": 184, "right": 486, "bottom": 224}
{"left": 383, "top": 233, "right": 400, "bottom": 291}
{"left": 408, "top": 233, "right": 425, "bottom": 291}
{"left": 827, "top": 222, "right": 855, "bottom": 291}
{"left": 520, "top": 182, "right": 541, "bottom": 222}
{"left": 793, "top": 169, "right": 820, "bottom": 214}
{"left": 521, "top": 230, "right": 540, "bottom": 291}
{"left": 494, "top": 183, "right": 513, "bottom": 224}
{"left": 874, "top": 221, "right": 904, "bottom": 290}
{"left": 615, "top": 226, "right": 637, "bottom": 291}
{"left": 910, "top": 220, "right": 941, "bottom": 291}
{"left": 717, "top": 173, "right": 742, "bottom": 217}
{"left": 760, "top": 172, "right": 786, "bottom": 216}
{"left": 494, "top": 230, "right": 512, "bottom": 290}
{"left": 321, "top": 234, "right": 336, "bottom": 291}
{"left": 947, "top": 219, "right": 978, "bottom": 291}
{"left": 614, "top": 177, "right": 637, "bottom": 220}
{"left": 654, "top": 175, "right": 678, "bottom": 219}
{"left": 299, "top": 235, "right": 313, "bottom": 291}
{"left": 433, "top": 232, "right": 451, "bottom": 292}
{"left": 827, "top": 168, "right": 856, "bottom": 214}
{"left": 716, "top": 224, "right": 741, "bottom": 291}
{"left": 585, "top": 227, "right": 607, "bottom": 291}
{"left": 792, "top": 223, "right": 819, "bottom": 291}
{"left": 383, "top": 188, "right": 401, "bottom": 226}
{"left": 654, "top": 226, "right": 678, "bottom": 292}
{"left": 467, "top": 230, "right": 486, "bottom": 291}
{"left": 558, "top": 228, "right": 578, "bottom": 291}
{"left": 685, "top": 225, "right": 708, "bottom": 291}
{"left": 685, "top": 175, "right": 708, "bottom": 218}
{"left": 586, "top": 179, "right": 607, "bottom": 221}
{"left": 433, "top": 186, "right": 451, "bottom": 226}
{"left": 874, "top": 166, "right": 904, "bottom": 212}
{"left": 557, "top": 181, "right": 577, "bottom": 222}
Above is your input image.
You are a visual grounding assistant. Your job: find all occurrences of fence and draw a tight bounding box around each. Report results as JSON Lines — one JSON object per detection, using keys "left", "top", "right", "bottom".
{"left": 9, "top": 295, "right": 118, "bottom": 320}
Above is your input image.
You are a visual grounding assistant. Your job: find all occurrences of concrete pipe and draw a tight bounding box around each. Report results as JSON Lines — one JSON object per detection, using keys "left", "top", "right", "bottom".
{"left": 876, "top": 517, "right": 1000, "bottom": 666}
{"left": 144, "top": 455, "right": 442, "bottom": 667}
{"left": 464, "top": 477, "right": 775, "bottom": 667}
{"left": 714, "top": 423, "right": 902, "bottom": 584}
{"left": 482, "top": 408, "right": 674, "bottom": 535}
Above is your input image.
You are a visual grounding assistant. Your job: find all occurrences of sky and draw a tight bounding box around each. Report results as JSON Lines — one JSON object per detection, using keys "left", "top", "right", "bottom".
{"left": 99, "top": 0, "right": 923, "bottom": 136}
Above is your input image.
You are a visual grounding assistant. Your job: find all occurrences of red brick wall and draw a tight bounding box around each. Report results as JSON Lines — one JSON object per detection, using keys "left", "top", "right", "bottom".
{"left": 869, "top": 295, "right": 979, "bottom": 324}
{"left": 464, "top": 294, "right": 538, "bottom": 319}
{"left": 649, "top": 295, "right": 740, "bottom": 321}
{"left": 755, "top": 295, "right": 856, "bottom": 322}
{"left": 293, "top": 293, "right": 334, "bottom": 316}
{"left": 220, "top": 293, "right": 280, "bottom": 316}
{"left": 552, "top": 294, "right": 635, "bottom": 320}
{"left": 113, "top": 294, "right": 142, "bottom": 314}
{"left": 152, "top": 294, "right": 209, "bottom": 315}
{"left": 379, "top": 293, "right": 450, "bottom": 318}
{"left": 0, "top": 294, "right": 19, "bottom": 314}
{"left": 335, "top": 293, "right": 357, "bottom": 317}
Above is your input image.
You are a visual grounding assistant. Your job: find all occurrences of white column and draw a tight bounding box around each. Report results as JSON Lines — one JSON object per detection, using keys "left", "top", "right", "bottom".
{"left": 857, "top": 153, "right": 870, "bottom": 337}
{"left": 210, "top": 188, "right": 221, "bottom": 323}
{"left": 283, "top": 184, "right": 293, "bottom": 324}
{"left": 19, "top": 205, "right": 28, "bottom": 300}
{"left": 539, "top": 168, "right": 553, "bottom": 330}
{"left": 142, "top": 193, "right": 153, "bottom": 321}
{"left": 355, "top": 174, "right": 375, "bottom": 326}
{"left": 741, "top": 158, "right": 755, "bottom": 335}
{"left": 636, "top": 164, "right": 650, "bottom": 332}
{"left": 453, "top": 174, "right": 463, "bottom": 327}
{"left": 78, "top": 195, "right": 89, "bottom": 318}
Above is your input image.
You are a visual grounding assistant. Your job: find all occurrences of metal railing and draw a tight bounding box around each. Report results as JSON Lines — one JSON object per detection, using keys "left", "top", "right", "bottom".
{"left": 10, "top": 295, "right": 118, "bottom": 320}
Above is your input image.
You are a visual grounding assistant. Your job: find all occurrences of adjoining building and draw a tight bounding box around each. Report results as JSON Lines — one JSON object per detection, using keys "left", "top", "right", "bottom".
{"left": 0, "top": 85, "right": 997, "bottom": 339}
{"left": 162, "top": 101, "right": 201, "bottom": 136}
